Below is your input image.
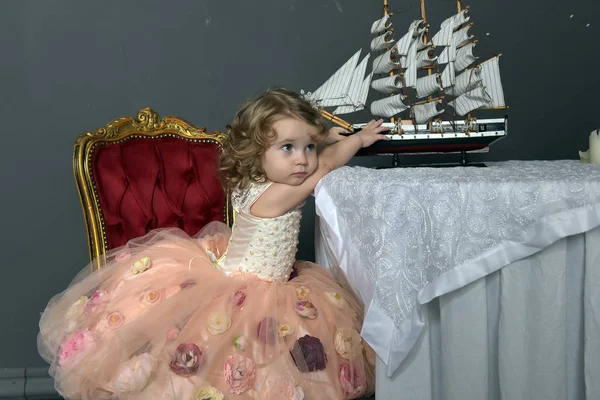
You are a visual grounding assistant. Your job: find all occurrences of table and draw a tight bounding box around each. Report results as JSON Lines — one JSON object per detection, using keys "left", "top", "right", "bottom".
{"left": 314, "top": 160, "right": 600, "bottom": 400}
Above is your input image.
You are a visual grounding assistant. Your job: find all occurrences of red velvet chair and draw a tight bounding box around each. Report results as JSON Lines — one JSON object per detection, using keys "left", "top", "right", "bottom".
{"left": 73, "top": 107, "right": 230, "bottom": 270}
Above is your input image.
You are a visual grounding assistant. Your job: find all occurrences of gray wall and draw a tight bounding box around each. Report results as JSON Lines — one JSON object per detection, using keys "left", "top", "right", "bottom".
{"left": 1, "top": 0, "right": 599, "bottom": 368}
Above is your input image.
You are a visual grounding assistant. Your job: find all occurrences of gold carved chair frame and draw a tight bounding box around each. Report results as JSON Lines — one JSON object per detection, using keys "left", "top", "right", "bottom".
{"left": 73, "top": 107, "right": 229, "bottom": 270}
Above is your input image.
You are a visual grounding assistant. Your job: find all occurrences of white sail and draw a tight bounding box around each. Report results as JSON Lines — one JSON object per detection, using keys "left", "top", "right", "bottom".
{"left": 371, "top": 15, "right": 392, "bottom": 34}
{"left": 333, "top": 75, "right": 373, "bottom": 114}
{"left": 396, "top": 30, "right": 415, "bottom": 55}
{"left": 403, "top": 39, "right": 419, "bottom": 66}
{"left": 332, "top": 55, "right": 373, "bottom": 114}
{"left": 432, "top": 23, "right": 454, "bottom": 46}
{"left": 413, "top": 100, "right": 444, "bottom": 123}
{"left": 454, "top": 42, "right": 477, "bottom": 71}
{"left": 414, "top": 29, "right": 429, "bottom": 50}
{"left": 393, "top": 19, "right": 426, "bottom": 62}
{"left": 416, "top": 74, "right": 440, "bottom": 99}
{"left": 440, "top": 9, "right": 470, "bottom": 30}
{"left": 409, "top": 19, "right": 427, "bottom": 33}
{"left": 437, "top": 43, "right": 456, "bottom": 64}
{"left": 441, "top": 62, "right": 456, "bottom": 88}
{"left": 371, "top": 94, "right": 409, "bottom": 118}
{"left": 453, "top": 25, "right": 474, "bottom": 48}
{"left": 309, "top": 50, "right": 362, "bottom": 107}
{"left": 416, "top": 47, "right": 437, "bottom": 68}
{"left": 371, "top": 75, "right": 403, "bottom": 94}
{"left": 445, "top": 67, "right": 482, "bottom": 97}
{"left": 403, "top": 41, "right": 419, "bottom": 87}
{"left": 404, "top": 63, "right": 418, "bottom": 87}
{"left": 307, "top": 4, "right": 505, "bottom": 124}
{"left": 372, "top": 47, "right": 400, "bottom": 74}
{"left": 371, "top": 32, "right": 394, "bottom": 52}
{"left": 479, "top": 56, "right": 505, "bottom": 107}
{"left": 447, "top": 85, "right": 491, "bottom": 115}
{"left": 438, "top": 26, "right": 473, "bottom": 66}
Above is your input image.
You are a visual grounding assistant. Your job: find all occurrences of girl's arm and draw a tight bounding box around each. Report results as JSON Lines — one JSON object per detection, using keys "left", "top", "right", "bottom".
{"left": 252, "top": 120, "right": 389, "bottom": 217}
{"left": 320, "top": 126, "right": 350, "bottom": 146}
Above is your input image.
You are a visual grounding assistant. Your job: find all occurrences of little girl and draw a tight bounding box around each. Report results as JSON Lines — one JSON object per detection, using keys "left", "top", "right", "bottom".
{"left": 38, "top": 87, "right": 389, "bottom": 400}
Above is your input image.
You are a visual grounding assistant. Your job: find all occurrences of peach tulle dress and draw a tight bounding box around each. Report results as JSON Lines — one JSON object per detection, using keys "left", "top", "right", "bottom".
{"left": 38, "top": 181, "right": 375, "bottom": 400}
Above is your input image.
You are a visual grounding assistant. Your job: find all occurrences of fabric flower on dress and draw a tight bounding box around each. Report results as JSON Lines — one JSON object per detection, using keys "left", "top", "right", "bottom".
{"left": 232, "top": 289, "right": 246, "bottom": 308}
{"left": 223, "top": 355, "right": 256, "bottom": 394}
{"left": 169, "top": 343, "right": 205, "bottom": 376}
{"left": 140, "top": 289, "right": 164, "bottom": 307}
{"left": 283, "top": 383, "right": 305, "bottom": 400}
{"left": 180, "top": 279, "right": 197, "bottom": 289}
{"left": 295, "top": 300, "right": 318, "bottom": 319}
{"left": 295, "top": 285, "right": 309, "bottom": 300}
{"left": 257, "top": 317, "right": 279, "bottom": 345}
{"left": 253, "top": 376, "right": 305, "bottom": 400}
{"left": 339, "top": 362, "right": 366, "bottom": 399}
{"left": 67, "top": 296, "right": 88, "bottom": 319}
{"left": 278, "top": 322, "right": 295, "bottom": 338}
{"left": 115, "top": 251, "right": 131, "bottom": 261}
{"left": 233, "top": 334, "right": 248, "bottom": 351}
{"left": 58, "top": 329, "right": 96, "bottom": 367}
{"left": 201, "top": 235, "right": 220, "bottom": 266}
{"left": 166, "top": 327, "right": 180, "bottom": 341}
{"left": 334, "top": 327, "right": 363, "bottom": 360}
{"left": 190, "top": 385, "right": 224, "bottom": 400}
{"left": 84, "top": 290, "right": 109, "bottom": 314}
{"left": 290, "top": 335, "right": 327, "bottom": 372}
{"left": 130, "top": 256, "right": 152, "bottom": 274}
{"left": 106, "top": 312, "right": 125, "bottom": 329}
{"left": 324, "top": 290, "right": 346, "bottom": 309}
{"left": 65, "top": 296, "right": 88, "bottom": 332}
{"left": 206, "top": 250, "right": 219, "bottom": 267}
{"left": 113, "top": 353, "right": 157, "bottom": 394}
{"left": 207, "top": 312, "right": 232, "bottom": 335}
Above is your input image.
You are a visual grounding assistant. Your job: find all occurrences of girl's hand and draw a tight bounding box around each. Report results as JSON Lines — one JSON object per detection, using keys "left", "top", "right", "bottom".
{"left": 325, "top": 126, "right": 351, "bottom": 144}
{"left": 357, "top": 119, "right": 390, "bottom": 148}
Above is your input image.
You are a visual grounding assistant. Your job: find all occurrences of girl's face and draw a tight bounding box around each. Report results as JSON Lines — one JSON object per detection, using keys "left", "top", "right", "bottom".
{"left": 261, "top": 117, "right": 319, "bottom": 185}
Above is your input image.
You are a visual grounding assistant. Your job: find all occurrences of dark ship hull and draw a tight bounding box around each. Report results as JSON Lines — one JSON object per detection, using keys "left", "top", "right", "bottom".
{"left": 351, "top": 117, "right": 507, "bottom": 155}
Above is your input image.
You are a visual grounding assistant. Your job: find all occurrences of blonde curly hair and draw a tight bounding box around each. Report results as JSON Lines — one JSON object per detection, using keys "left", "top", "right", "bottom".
{"left": 219, "top": 87, "right": 329, "bottom": 192}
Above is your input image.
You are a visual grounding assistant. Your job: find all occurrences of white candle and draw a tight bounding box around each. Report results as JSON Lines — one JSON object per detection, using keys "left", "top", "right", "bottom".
{"left": 591, "top": 129, "right": 600, "bottom": 164}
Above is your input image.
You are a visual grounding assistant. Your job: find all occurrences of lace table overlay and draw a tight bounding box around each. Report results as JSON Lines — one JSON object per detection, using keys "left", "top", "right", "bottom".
{"left": 316, "top": 160, "right": 600, "bottom": 350}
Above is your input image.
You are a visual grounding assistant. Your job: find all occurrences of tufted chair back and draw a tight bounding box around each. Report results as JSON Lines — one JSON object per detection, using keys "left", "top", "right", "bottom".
{"left": 73, "top": 107, "right": 229, "bottom": 270}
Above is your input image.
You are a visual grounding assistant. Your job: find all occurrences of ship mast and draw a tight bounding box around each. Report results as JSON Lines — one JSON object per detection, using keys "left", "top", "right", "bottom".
{"left": 384, "top": 0, "right": 418, "bottom": 132}
{"left": 419, "top": 0, "right": 445, "bottom": 132}
{"left": 420, "top": 0, "right": 431, "bottom": 94}
{"left": 384, "top": 0, "right": 397, "bottom": 124}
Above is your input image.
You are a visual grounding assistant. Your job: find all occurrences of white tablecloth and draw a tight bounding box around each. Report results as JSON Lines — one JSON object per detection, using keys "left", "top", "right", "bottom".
{"left": 314, "top": 160, "right": 600, "bottom": 380}
{"left": 363, "top": 228, "right": 600, "bottom": 400}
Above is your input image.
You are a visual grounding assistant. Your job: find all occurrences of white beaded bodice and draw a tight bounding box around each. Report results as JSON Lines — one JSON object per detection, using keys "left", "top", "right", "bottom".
{"left": 219, "top": 182, "right": 302, "bottom": 281}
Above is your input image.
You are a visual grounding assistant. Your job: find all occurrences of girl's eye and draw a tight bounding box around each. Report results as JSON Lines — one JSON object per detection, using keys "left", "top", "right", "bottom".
{"left": 306, "top": 144, "right": 316, "bottom": 151}
{"left": 282, "top": 144, "right": 292, "bottom": 151}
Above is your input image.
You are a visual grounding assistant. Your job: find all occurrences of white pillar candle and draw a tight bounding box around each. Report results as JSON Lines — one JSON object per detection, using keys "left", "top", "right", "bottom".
{"left": 591, "top": 129, "right": 600, "bottom": 164}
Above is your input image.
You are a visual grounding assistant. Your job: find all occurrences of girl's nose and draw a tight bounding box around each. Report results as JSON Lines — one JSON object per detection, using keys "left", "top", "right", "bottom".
{"left": 296, "top": 152, "right": 308, "bottom": 165}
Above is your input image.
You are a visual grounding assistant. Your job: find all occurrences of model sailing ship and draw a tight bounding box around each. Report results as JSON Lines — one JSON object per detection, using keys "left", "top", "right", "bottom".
{"left": 303, "top": 0, "right": 508, "bottom": 158}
